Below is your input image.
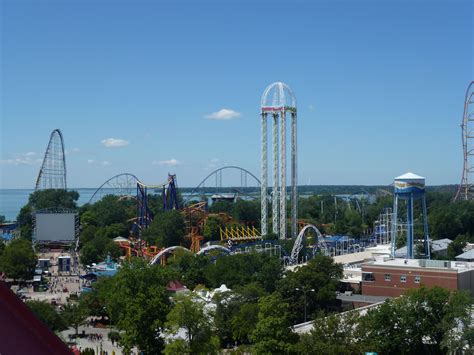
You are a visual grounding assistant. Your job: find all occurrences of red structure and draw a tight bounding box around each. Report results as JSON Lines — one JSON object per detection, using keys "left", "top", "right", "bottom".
{"left": 0, "top": 281, "right": 72, "bottom": 354}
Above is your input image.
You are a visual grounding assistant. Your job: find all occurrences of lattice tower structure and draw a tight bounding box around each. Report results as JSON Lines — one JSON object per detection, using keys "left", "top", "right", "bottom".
{"left": 35, "top": 129, "right": 67, "bottom": 190}
{"left": 261, "top": 82, "right": 298, "bottom": 239}
{"left": 455, "top": 81, "right": 474, "bottom": 201}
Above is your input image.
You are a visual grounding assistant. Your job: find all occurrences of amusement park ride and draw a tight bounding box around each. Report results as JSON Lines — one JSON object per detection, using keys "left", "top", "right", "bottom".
{"left": 40, "top": 79, "right": 471, "bottom": 267}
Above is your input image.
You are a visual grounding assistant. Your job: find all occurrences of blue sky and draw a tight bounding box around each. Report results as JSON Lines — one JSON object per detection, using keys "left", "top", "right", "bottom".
{"left": 1, "top": 0, "right": 472, "bottom": 188}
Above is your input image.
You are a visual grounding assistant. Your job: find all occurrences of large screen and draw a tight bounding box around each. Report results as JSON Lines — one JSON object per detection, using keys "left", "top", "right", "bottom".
{"left": 35, "top": 213, "right": 76, "bottom": 242}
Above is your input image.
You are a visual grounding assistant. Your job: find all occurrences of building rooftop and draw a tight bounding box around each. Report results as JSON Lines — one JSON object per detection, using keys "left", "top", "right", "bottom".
{"left": 364, "top": 257, "right": 474, "bottom": 273}
{"left": 432, "top": 238, "right": 452, "bottom": 252}
{"left": 456, "top": 249, "right": 474, "bottom": 261}
{"left": 334, "top": 244, "right": 391, "bottom": 265}
{"left": 0, "top": 281, "right": 71, "bottom": 354}
{"left": 395, "top": 239, "right": 452, "bottom": 258}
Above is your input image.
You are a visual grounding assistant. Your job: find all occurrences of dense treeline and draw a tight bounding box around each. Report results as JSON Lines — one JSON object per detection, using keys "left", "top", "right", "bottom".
{"left": 297, "top": 286, "right": 472, "bottom": 354}
{"left": 41, "top": 254, "right": 471, "bottom": 354}
{"left": 80, "top": 253, "right": 343, "bottom": 353}
{"left": 6, "top": 188, "right": 474, "bottom": 273}
{"left": 7, "top": 188, "right": 474, "bottom": 270}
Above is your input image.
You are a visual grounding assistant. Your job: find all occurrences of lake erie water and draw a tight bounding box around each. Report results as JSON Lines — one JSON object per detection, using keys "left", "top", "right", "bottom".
{"left": 0, "top": 189, "right": 103, "bottom": 221}
{"left": 0, "top": 188, "right": 209, "bottom": 221}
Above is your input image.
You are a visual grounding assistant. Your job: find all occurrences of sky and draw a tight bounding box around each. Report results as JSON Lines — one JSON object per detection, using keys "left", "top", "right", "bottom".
{"left": 1, "top": 0, "right": 473, "bottom": 189}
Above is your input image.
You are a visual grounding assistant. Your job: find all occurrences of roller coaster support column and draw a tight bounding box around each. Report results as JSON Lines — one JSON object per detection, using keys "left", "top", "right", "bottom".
{"left": 261, "top": 113, "right": 268, "bottom": 236}
{"left": 280, "top": 111, "right": 287, "bottom": 240}
{"left": 291, "top": 111, "right": 298, "bottom": 238}
{"left": 272, "top": 113, "right": 280, "bottom": 236}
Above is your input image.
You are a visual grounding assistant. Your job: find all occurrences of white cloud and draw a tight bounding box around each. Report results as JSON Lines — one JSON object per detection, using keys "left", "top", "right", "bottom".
{"left": 308, "top": 104, "right": 315, "bottom": 111}
{"left": 0, "top": 152, "right": 43, "bottom": 166}
{"left": 102, "top": 161, "right": 111, "bottom": 166}
{"left": 101, "top": 138, "right": 129, "bottom": 148}
{"left": 87, "top": 159, "right": 95, "bottom": 164}
{"left": 0, "top": 158, "right": 31, "bottom": 165}
{"left": 152, "top": 158, "right": 180, "bottom": 166}
{"left": 72, "top": 147, "right": 80, "bottom": 153}
{"left": 205, "top": 108, "right": 241, "bottom": 120}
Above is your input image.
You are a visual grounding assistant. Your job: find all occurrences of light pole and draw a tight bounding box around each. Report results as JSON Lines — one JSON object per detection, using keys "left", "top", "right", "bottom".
{"left": 295, "top": 287, "right": 315, "bottom": 322}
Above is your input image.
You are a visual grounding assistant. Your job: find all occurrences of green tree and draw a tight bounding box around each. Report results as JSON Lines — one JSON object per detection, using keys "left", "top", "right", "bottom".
{"left": 79, "top": 242, "right": 100, "bottom": 266}
{"left": 142, "top": 210, "right": 186, "bottom": 247}
{"left": 168, "top": 253, "right": 212, "bottom": 290}
{"left": 96, "top": 259, "right": 177, "bottom": 353}
{"left": 17, "top": 205, "right": 33, "bottom": 239}
{"left": 27, "top": 300, "right": 66, "bottom": 332}
{"left": 231, "top": 302, "right": 259, "bottom": 344}
{"left": 359, "top": 286, "right": 473, "bottom": 354}
{"left": 85, "top": 195, "right": 133, "bottom": 227}
{"left": 232, "top": 200, "right": 260, "bottom": 226}
{"left": 208, "top": 200, "right": 233, "bottom": 214}
{"left": 28, "top": 189, "right": 79, "bottom": 210}
{"left": 213, "top": 291, "right": 242, "bottom": 348}
{"left": 277, "top": 255, "right": 343, "bottom": 323}
{"left": 79, "top": 225, "right": 123, "bottom": 265}
{"left": 205, "top": 253, "right": 282, "bottom": 292}
{"left": 0, "top": 238, "right": 37, "bottom": 280}
{"left": 203, "top": 215, "right": 224, "bottom": 241}
{"left": 297, "top": 311, "right": 362, "bottom": 354}
{"left": 80, "top": 210, "right": 98, "bottom": 226}
{"left": 0, "top": 241, "right": 5, "bottom": 257}
{"left": 62, "top": 302, "right": 88, "bottom": 339}
{"left": 251, "top": 292, "right": 297, "bottom": 354}
{"left": 165, "top": 293, "right": 220, "bottom": 354}
{"left": 79, "top": 225, "right": 98, "bottom": 246}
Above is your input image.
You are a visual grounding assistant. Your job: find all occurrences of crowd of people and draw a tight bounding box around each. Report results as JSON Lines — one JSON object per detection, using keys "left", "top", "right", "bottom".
{"left": 47, "top": 276, "right": 79, "bottom": 294}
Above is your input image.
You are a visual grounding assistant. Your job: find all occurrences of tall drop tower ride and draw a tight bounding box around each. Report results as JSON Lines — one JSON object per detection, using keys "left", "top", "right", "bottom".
{"left": 260, "top": 82, "right": 298, "bottom": 239}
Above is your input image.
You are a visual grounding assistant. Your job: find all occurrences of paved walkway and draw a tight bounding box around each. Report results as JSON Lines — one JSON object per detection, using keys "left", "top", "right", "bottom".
{"left": 61, "top": 325, "right": 124, "bottom": 355}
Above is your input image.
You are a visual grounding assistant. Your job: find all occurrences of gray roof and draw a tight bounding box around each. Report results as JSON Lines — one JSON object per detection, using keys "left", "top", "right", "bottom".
{"left": 431, "top": 238, "right": 452, "bottom": 252}
{"left": 395, "top": 246, "right": 407, "bottom": 258}
{"left": 395, "top": 238, "right": 452, "bottom": 257}
{"left": 455, "top": 249, "right": 474, "bottom": 261}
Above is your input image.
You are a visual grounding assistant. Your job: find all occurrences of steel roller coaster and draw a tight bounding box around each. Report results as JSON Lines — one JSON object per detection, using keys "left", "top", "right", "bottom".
{"left": 183, "top": 166, "right": 261, "bottom": 203}
{"left": 35, "top": 129, "right": 67, "bottom": 190}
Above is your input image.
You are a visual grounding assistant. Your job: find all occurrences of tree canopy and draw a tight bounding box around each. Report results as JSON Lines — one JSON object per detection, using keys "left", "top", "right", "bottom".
{"left": 142, "top": 210, "right": 186, "bottom": 247}
{"left": 277, "top": 255, "right": 343, "bottom": 323}
{"left": 165, "top": 293, "right": 219, "bottom": 354}
{"left": 93, "top": 259, "right": 178, "bottom": 353}
{"left": 251, "top": 292, "right": 298, "bottom": 354}
{"left": 298, "top": 286, "right": 473, "bottom": 354}
{"left": 27, "top": 300, "right": 67, "bottom": 332}
{"left": 0, "top": 238, "right": 37, "bottom": 280}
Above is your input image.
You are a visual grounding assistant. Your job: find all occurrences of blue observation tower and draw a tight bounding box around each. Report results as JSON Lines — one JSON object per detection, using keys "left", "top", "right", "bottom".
{"left": 391, "top": 172, "right": 430, "bottom": 259}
